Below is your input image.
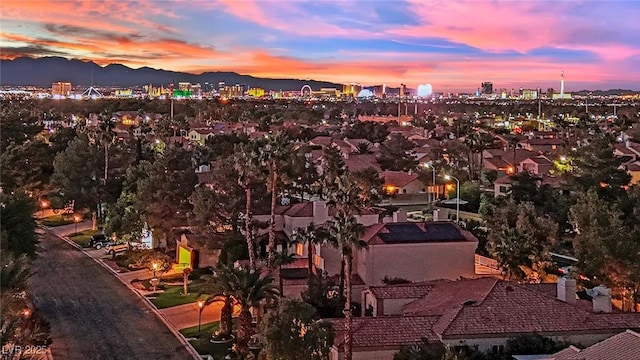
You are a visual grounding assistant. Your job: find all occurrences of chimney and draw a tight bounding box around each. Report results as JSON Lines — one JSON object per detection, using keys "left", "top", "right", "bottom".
{"left": 591, "top": 286, "right": 613, "bottom": 313}
{"left": 392, "top": 210, "right": 407, "bottom": 223}
{"left": 313, "top": 200, "right": 329, "bottom": 224}
{"left": 557, "top": 277, "right": 576, "bottom": 304}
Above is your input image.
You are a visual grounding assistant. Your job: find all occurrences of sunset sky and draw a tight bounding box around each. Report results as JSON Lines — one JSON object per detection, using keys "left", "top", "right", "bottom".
{"left": 1, "top": 0, "right": 639, "bottom": 91}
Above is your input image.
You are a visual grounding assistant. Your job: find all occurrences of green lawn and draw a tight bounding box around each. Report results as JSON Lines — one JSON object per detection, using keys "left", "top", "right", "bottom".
{"left": 40, "top": 214, "right": 74, "bottom": 227}
{"left": 149, "top": 283, "right": 208, "bottom": 309}
{"left": 180, "top": 320, "right": 236, "bottom": 358}
{"left": 68, "top": 229, "right": 101, "bottom": 247}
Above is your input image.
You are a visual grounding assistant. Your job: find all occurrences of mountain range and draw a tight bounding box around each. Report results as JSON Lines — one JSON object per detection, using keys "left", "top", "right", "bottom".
{"left": 0, "top": 57, "right": 343, "bottom": 90}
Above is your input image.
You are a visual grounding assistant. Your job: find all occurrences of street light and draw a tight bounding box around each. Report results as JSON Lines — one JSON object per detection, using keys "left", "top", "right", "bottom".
{"left": 421, "top": 163, "right": 436, "bottom": 202}
{"left": 152, "top": 263, "right": 158, "bottom": 278}
{"left": 444, "top": 175, "right": 460, "bottom": 223}
{"left": 197, "top": 300, "right": 205, "bottom": 333}
{"left": 73, "top": 215, "right": 81, "bottom": 234}
{"left": 40, "top": 200, "right": 49, "bottom": 218}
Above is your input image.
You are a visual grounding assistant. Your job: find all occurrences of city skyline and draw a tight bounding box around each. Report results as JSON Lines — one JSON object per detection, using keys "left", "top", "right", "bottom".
{"left": 1, "top": 0, "right": 639, "bottom": 91}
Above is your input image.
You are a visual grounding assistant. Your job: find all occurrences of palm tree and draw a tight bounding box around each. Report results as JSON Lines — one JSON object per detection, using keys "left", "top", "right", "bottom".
{"left": 201, "top": 267, "right": 236, "bottom": 339}
{"left": 354, "top": 142, "right": 372, "bottom": 155}
{"left": 291, "top": 223, "right": 330, "bottom": 281}
{"left": 260, "top": 132, "right": 292, "bottom": 266}
{"left": 1, "top": 254, "right": 32, "bottom": 294}
{"left": 229, "top": 267, "right": 279, "bottom": 354}
{"left": 270, "top": 250, "right": 295, "bottom": 296}
{"left": 329, "top": 213, "right": 366, "bottom": 360}
{"left": 234, "top": 142, "right": 263, "bottom": 270}
{"left": 98, "top": 110, "right": 115, "bottom": 184}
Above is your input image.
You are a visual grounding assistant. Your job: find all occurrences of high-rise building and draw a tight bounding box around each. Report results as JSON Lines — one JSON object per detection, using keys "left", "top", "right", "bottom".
{"left": 400, "top": 84, "right": 407, "bottom": 97}
{"left": 372, "top": 84, "right": 386, "bottom": 98}
{"left": 481, "top": 82, "right": 493, "bottom": 95}
{"left": 52, "top": 82, "right": 72, "bottom": 96}
{"left": 342, "top": 83, "right": 362, "bottom": 97}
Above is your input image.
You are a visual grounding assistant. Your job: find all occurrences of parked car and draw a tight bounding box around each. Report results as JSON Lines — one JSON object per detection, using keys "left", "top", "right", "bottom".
{"left": 128, "top": 242, "right": 148, "bottom": 251}
{"left": 104, "top": 242, "right": 129, "bottom": 256}
{"left": 89, "top": 234, "right": 109, "bottom": 249}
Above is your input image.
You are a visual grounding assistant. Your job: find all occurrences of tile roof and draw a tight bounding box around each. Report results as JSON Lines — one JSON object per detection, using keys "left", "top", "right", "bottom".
{"left": 368, "top": 282, "right": 435, "bottom": 300}
{"left": 362, "top": 221, "right": 478, "bottom": 246}
{"left": 382, "top": 170, "right": 420, "bottom": 187}
{"left": 523, "top": 155, "right": 553, "bottom": 165}
{"left": 345, "top": 154, "right": 381, "bottom": 172}
{"left": 485, "top": 157, "right": 512, "bottom": 169}
{"left": 283, "top": 202, "right": 314, "bottom": 217}
{"left": 524, "top": 138, "right": 564, "bottom": 146}
{"left": 402, "top": 277, "right": 498, "bottom": 316}
{"left": 329, "top": 316, "right": 440, "bottom": 350}
{"left": 552, "top": 330, "right": 640, "bottom": 360}
{"left": 434, "top": 280, "right": 640, "bottom": 338}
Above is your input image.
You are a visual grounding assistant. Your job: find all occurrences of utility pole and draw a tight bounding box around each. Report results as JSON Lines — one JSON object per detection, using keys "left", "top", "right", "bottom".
{"left": 607, "top": 104, "right": 623, "bottom": 117}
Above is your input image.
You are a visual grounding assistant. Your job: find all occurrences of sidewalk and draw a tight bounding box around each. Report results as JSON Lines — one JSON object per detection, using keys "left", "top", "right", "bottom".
{"left": 48, "top": 220, "right": 93, "bottom": 237}
{"left": 160, "top": 301, "right": 235, "bottom": 330}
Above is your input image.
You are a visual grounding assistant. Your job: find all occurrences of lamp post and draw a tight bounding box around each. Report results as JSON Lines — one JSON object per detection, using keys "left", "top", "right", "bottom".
{"left": 152, "top": 263, "right": 158, "bottom": 279}
{"left": 197, "top": 300, "right": 205, "bottom": 333}
{"left": 73, "top": 215, "right": 81, "bottom": 234}
{"left": 421, "top": 163, "right": 436, "bottom": 203}
{"left": 444, "top": 175, "right": 460, "bottom": 223}
{"left": 40, "top": 200, "right": 49, "bottom": 218}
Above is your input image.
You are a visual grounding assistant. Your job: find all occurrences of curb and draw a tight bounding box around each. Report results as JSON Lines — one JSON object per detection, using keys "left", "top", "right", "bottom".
{"left": 41, "top": 225, "right": 202, "bottom": 360}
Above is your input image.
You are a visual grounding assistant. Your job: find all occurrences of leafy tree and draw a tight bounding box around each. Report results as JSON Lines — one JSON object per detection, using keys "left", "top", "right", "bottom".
{"left": 484, "top": 169, "right": 498, "bottom": 185}
{"left": 0, "top": 193, "right": 38, "bottom": 257}
{"left": 485, "top": 200, "right": 558, "bottom": 281}
{"left": 377, "top": 133, "right": 417, "bottom": 171}
{"left": 135, "top": 146, "right": 197, "bottom": 247}
{"left": 504, "top": 334, "right": 567, "bottom": 355}
{"left": 569, "top": 190, "right": 640, "bottom": 309}
{"left": 460, "top": 181, "right": 481, "bottom": 212}
{"left": 0, "top": 104, "right": 42, "bottom": 152}
{"left": 1, "top": 140, "right": 54, "bottom": 196}
{"left": 570, "top": 136, "right": 630, "bottom": 198}
{"left": 344, "top": 121, "right": 389, "bottom": 144}
{"left": 259, "top": 299, "right": 334, "bottom": 360}
{"left": 141, "top": 251, "right": 173, "bottom": 277}
{"left": 302, "top": 273, "right": 343, "bottom": 318}
{"left": 321, "top": 146, "right": 346, "bottom": 198}
{"left": 350, "top": 167, "right": 384, "bottom": 205}
{"left": 51, "top": 134, "right": 103, "bottom": 219}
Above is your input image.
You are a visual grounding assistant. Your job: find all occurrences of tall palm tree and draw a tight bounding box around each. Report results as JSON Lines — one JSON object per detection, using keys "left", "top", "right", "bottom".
{"left": 329, "top": 213, "right": 366, "bottom": 360}
{"left": 291, "top": 223, "right": 330, "bottom": 280}
{"left": 98, "top": 110, "right": 115, "bottom": 184}
{"left": 234, "top": 142, "right": 263, "bottom": 270}
{"left": 201, "top": 269, "right": 235, "bottom": 339}
{"left": 260, "top": 132, "right": 292, "bottom": 266}
{"left": 229, "top": 266, "right": 279, "bottom": 354}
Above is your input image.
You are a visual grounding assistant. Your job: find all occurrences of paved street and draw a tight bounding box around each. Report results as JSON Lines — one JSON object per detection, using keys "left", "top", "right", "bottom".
{"left": 30, "top": 230, "right": 193, "bottom": 360}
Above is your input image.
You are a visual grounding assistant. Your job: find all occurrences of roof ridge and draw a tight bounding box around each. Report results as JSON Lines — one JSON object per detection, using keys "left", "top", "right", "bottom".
{"left": 476, "top": 278, "right": 501, "bottom": 305}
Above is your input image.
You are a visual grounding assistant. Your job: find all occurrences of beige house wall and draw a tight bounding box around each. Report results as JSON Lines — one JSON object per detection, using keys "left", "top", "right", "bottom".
{"left": 361, "top": 241, "right": 477, "bottom": 286}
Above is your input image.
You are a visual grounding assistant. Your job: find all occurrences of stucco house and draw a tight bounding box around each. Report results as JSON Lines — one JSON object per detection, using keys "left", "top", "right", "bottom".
{"left": 328, "top": 277, "right": 640, "bottom": 360}
{"left": 382, "top": 170, "right": 426, "bottom": 194}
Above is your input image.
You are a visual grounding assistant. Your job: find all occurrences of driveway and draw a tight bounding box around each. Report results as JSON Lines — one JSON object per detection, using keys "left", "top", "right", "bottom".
{"left": 30, "top": 230, "right": 194, "bottom": 360}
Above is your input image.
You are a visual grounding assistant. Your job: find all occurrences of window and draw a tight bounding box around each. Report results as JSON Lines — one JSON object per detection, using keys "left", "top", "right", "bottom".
{"left": 296, "top": 243, "right": 304, "bottom": 256}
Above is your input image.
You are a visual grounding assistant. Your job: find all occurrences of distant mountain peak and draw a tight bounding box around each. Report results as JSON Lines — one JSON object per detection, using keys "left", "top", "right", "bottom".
{"left": 0, "top": 56, "right": 342, "bottom": 90}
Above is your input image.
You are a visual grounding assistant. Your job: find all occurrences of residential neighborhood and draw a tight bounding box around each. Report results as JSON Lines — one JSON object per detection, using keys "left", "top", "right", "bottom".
{"left": 2, "top": 94, "right": 640, "bottom": 360}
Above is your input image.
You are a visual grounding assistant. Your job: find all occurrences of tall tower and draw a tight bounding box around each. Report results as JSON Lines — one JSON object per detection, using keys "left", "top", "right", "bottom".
{"left": 560, "top": 71, "right": 565, "bottom": 97}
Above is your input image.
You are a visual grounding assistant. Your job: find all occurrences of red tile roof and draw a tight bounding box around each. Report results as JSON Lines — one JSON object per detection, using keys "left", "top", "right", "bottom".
{"left": 345, "top": 154, "right": 381, "bottom": 172}
{"left": 329, "top": 316, "right": 440, "bottom": 350}
{"left": 523, "top": 155, "right": 553, "bottom": 165}
{"left": 410, "top": 279, "right": 640, "bottom": 339}
{"left": 382, "top": 170, "right": 420, "bottom": 187}
{"left": 368, "top": 282, "right": 435, "bottom": 300}
{"left": 552, "top": 330, "right": 640, "bottom": 360}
